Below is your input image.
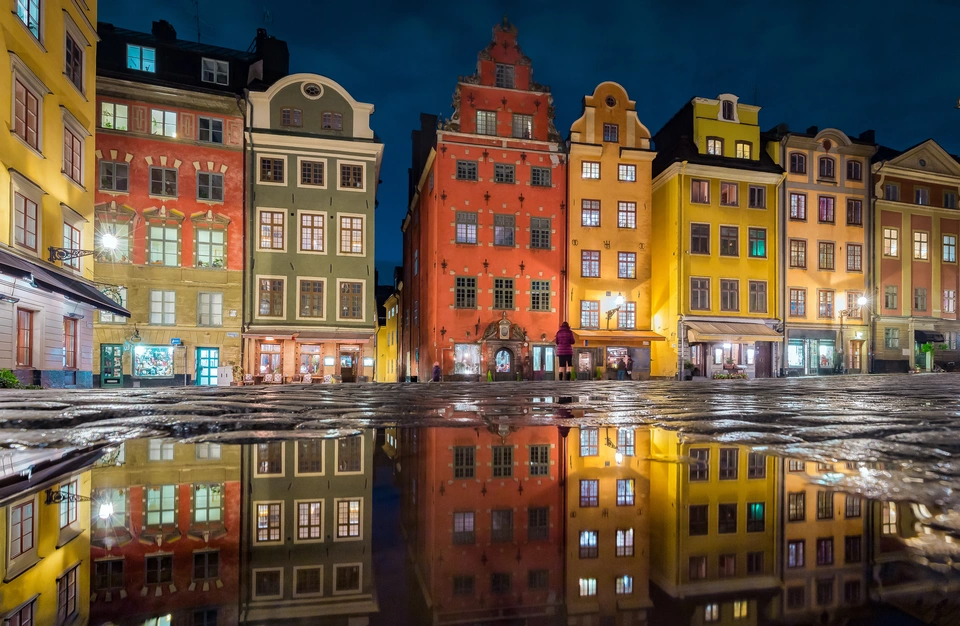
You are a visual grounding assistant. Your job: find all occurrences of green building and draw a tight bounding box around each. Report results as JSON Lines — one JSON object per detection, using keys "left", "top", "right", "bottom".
{"left": 243, "top": 74, "right": 383, "bottom": 383}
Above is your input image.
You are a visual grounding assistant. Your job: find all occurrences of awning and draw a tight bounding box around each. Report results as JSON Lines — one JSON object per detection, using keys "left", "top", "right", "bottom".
{"left": 243, "top": 330, "right": 372, "bottom": 344}
{"left": 915, "top": 330, "right": 946, "bottom": 343}
{"left": 686, "top": 321, "right": 781, "bottom": 344}
{"left": 573, "top": 330, "right": 665, "bottom": 344}
{"left": 788, "top": 329, "right": 836, "bottom": 341}
{"left": 0, "top": 247, "right": 129, "bottom": 317}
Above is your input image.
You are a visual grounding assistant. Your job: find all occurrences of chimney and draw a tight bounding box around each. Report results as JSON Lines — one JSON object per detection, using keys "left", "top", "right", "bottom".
{"left": 858, "top": 129, "right": 876, "bottom": 144}
{"left": 255, "top": 29, "right": 289, "bottom": 85}
{"left": 806, "top": 126, "right": 819, "bottom": 135}
{"left": 151, "top": 20, "right": 177, "bottom": 40}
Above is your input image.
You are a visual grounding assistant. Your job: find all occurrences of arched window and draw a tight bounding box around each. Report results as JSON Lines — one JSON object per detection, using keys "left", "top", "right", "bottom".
{"left": 789, "top": 152, "right": 806, "bottom": 174}
{"left": 846, "top": 160, "right": 862, "bottom": 181}
{"left": 721, "top": 100, "right": 735, "bottom": 121}
{"left": 819, "top": 156, "right": 836, "bottom": 179}
{"left": 495, "top": 348, "right": 512, "bottom": 373}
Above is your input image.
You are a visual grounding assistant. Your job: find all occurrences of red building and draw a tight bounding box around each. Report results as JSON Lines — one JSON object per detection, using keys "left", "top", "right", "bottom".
{"left": 402, "top": 17, "right": 567, "bottom": 381}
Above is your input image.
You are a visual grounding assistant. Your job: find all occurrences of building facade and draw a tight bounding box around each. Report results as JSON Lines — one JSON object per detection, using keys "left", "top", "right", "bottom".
{"left": 770, "top": 126, "right": 876, "bottom": 376}
{"left": 402, "top": 18, "right": 566, "bottom": 382}
{"left": 375, "top": 290, "right": 399, "bottom": 382}
{"left": 0, "top": 0, "right": 129, "bottom": 387}
{"left": 651, "top": 95, "right": 784, "bottom": 379}
{"left": 244, "top": 74, "right": 383, "bottom": 383}
{"left": 567, "top": 82, "right": 661, "bottom": 380}
{"left": 871, "top": 140, "right": 960, "bottom": 372}
{"left": 92, "top": 21, "right": 279, "bottom": 387}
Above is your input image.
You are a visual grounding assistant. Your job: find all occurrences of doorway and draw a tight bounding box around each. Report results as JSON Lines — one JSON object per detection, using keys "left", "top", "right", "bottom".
{"left": 532, "top": 345, "right": 555, "bottom": 380}
{"left": 196, "top": 347, "right": 219, "bottom": 386}
{"left": 340, "top": 349, "right": 357, "bottom": 382}
{"left": 100, "top": 344, "right": 123, "bottom": 388}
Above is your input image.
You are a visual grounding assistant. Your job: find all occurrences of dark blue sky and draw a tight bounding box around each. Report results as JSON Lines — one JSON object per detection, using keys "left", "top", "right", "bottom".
{"left": 101, "top": 0, "right": 960, "bottom": 283}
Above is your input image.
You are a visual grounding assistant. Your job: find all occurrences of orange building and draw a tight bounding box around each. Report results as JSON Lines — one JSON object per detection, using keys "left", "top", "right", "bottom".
{"left": 402, "top": 17, "right": 567, "bottom": 381}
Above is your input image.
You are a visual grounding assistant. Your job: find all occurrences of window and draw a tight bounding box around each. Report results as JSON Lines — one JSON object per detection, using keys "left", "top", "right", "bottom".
{"left": 945, "top": 235, "right": 957, "bottom": 262}
{"left": 100, "top": 102, "right": 128, "bottom": 132}
{"left": 281, "top": 107, "right": 302, "bottom": 127}
{"left": 530, "top": 280, "right": 551, "bottom": 312}
{"left": 513, "top": 113, "right": 533, "bottom": 139}
{"left": 127, "top": 45, "right": 156, "bottom": 72}
{"left": 491, "top": 509, "right": 513, "bottom": 542}
{"left": 578, "top": 578, "right": 597, "bottom": 597}
{"left": 718, "top": 503, "right": 737, "bottom": 533}
{"left": 689, "top": 504, "right": 708, "bottom": 535}
{"left": 749, "top": 281, "right": 767, "bottom": 314}
{"left": 789, "top": 239, "right": 806, "bottom": 268}
{"left": 747, "top": 551, "right": 764, "bottom": 575}
{"left": 336, "top": 499, "right": 361, "bottom": 538}
{"left": 258, "top": 211, "right": 285, "bottom": 250}
{"left": 788, "top": 540, "right": 805, "bottom": 568}
{"left": 197, "top": 172, "right": 224, "bottom": 202}
{"left": 884, "top": 328, "right": 900, "bottom": 348}
{"left": 616, "top": 575, "right": 633, "bottom": 595}
{"left": 691, "top": 179, "right": 709, "bottom": 203}
{"left": 192, "top": 550, "right": 220, "bottom": 583}
{"left": 149, "top": 290, "right": 176, "bottom": 325}
{"left": 495, "top": 63, "right": 515, "bottom": 88}
{"left": 258, "top": 278, "right": 284, "bottom": 317}
{"left": 914, "top": 287, "right": 927, "bottom": 312}
{"left": 150, "top": 167, "right": 177, "bottom": 197}
{"left": 254, "top": 569, "right": 281, "bottom": 597}
{"left": 618, "top": 164, "right": 636, "bottom": 181}
{"left": 295, "top": 214, "right": 325, "bottom": 255}
{"left": 945, "top": 290, "right": 957, "bottom": 314}
{"left": 453, "top": 446, "right": 475, "bottom": 478}
{"left": 476, "top": 110, "right": 497, "bottom": 136}
{"left": 617, "top": 479, "right": 635, "bottom": 506}
{"left": 914, "top": 231, "right": 929, "bottom": 260}
{"left": 722, "top": 99, "right": 735, "bottom": 120}
{"left": 845, "top": 535, "right": 862, "bottom": 564}
{"left": 720, "top": 279, "right": 739, "bottom": 312}
{"left": 148, "top": 439, "right": 174, "bottom": 461}
{"left": 579, "top": 530, "right": 598, "bottom": 558}
{"left": 492, "top": 445, "right": 513, "bottom": 478}
{"left": 580, "top": 479, "right": 599, "bottom": 507}
{"left": 12, "top": 79, "right": 38, "bottom": 152}
{"left": 493, "top": 214, "right": 515, "bottom": 246}
{"left": 455, "top": 211, "right": 478, "bottom": 244}
{"left": 691, "top": 223, "right": 710, "bottom": 254}
{"left": 818, "top": 196, "right": 835, "bottom": 223}
{"left": 815, "top": 491, "right": 834, "bottom": 520}
{"left": 580, "top": 428, "right": 598, "bottom": 456}
{"left": 146, "top": 485, "right": 176, "bottom": 526}
{"left": 616, "top": 528, "right": 634, "bottom": 556}
{"left": 818, "top": 289, "right": 834, "bottom": 318}
{"left": 618, "top": 302, "right": 636, "bottom": 329}
{"left": 56, "top": 480, "right": 77, "bottom": 529}
{"left": 816, "top": 579, "right": 834, "bottom": 606}
{"left": 720, "top": 226, "right": 739, "bottom": 257}
{"left": 706, "top": 137, "right": 723, "bottom": 155}
{"left": 99, "top": 161, "right": 129, "bottom": 192}
{"left": 195, "top": 118, "right": 225, "bottom": 147}
{"left": 788, "top": 492, "right": 806, "bottom": 521}
{"left": 884, "top": 182, "right": 900, "bottom": 201}
{"left": 689, "top": 556, "right": 707, "bottom": 581}
{"left": 580, "top": 300, "right": 599, "bottom": 328}
{"left": 454, "top": 277, "right": 477, "bottom": 309}
{"left": 494, "top": 163, "right": 515, "bottom": 184}
{"left": 581, "top": 161, "right": 600, "bottom": 179}
{"left": 916, "top": 187, "right": 930, "bottom": 205}
{"left": 818, "top": 242, "right": 835, "bottom": 270}
{"left": 255, "top": 443, "right": 282, "bottom": 475}
{"left": 198, "top": 292, "right": 223, "bottom": 326}
{"left": 196, "top": 58, "right": 230, "bottom": 86}
{"left": 617, "top": 252, "right": 637, "bottom": 279}
{"left": 339, "top": 216, "right": 363, "bottom": 254}
{"left": 847, "top": 199, "right": 863, "bottom": 226}
{"left": 787, "top": 586, "right": 805, "bottom": 609}
{"left": 449, "top": 159, "right": 480, "bottom": 187}
{"left": 691, "top": 277, "right": 710, "bottom": 310}
{"left": 581, "top": 199, "right": 600, "bottom": 226}
{"left": 322, "top": 112, "right": 343, "bottom": 130}
{"left": 150, "top": 109, "right": 176, "bottom": 137}
{"left": 883, "top": 228, "right": 899, "bottom": 257}
{"left": 453, "top": 576, "right": 474, "bottom": 596}
{"left": 747, "top": 228, "right": 766, "bottom": 258}
{"left": 61, "top": 222, "right": 81, "bottom": 270}
{"left": 790, "top": 288, "right": 806, "bottom": 317}
{"left": 690, "top": 448, "right": 709, "bottom": 480}
{"left": 845, "top": 495, "right": 862, "bottom": 518}
{"left": 790, "top": 152, "right": 806, "bottom": 174}
{"left": 62, "top": 127, "right": 82, "bottom": 183}
{"left": 95, "top": 560, "right": 124, "bottom": 590}
{"left": 340, "top": 164, "right": 364, "bottom": 189}
{"left": 747, "top": 503, "right": 765, "bottom": 532}
{"left": 844, "top": 580, "right": 861, "bottom": 603}
{"left": 616, "top": 201, "right": 637, "bottom": 229}
{"left": 294, "top": 567, "right": 322, "bottom": 597}
{"left": 736, "top": 141, "right": 752, "bottom": 159}
{"left": 493, "top": 278, "right": 514, "bottom": 310}
{"left": 749, "top": 185, "right": 766, "bottom": 208}
{"left": 790, "top": 193, "right": 807, "bottom": 220}
{"left": 528, "top": 217, "right": 551, "bottom": 250}
{"left": 581, "top": 250, "right": 600, "bottom": 277}
{"left": 453, "top": 511, "right": 474, "bottom": 544}
{"left": 847, "top": 244, "right": 862, "bottom": 272}
{"left": 846, "top": 159, "right": 862, "bottom": 181}
{"left": 718, "top": 448, "right": 739, "bottom": 479}
{"left": 719, "top": 181, "right": 738, "bottom": 206}
{"left": 733, "top": 601, "right": 748, "bottom": 620}
{"left": 528, "top": 445, "right": 549, "bottom": 477}
{"left": 819, "top": 156, "right": 836, "bottom": 178}
{"left": 56, "top": 565, "right": 80, "bottom": 623}
{"left": 531, "top": 166, "right": 551, "bottom": 186}
{"left": 259, "top": 157, "right": 284, "bottom": 183}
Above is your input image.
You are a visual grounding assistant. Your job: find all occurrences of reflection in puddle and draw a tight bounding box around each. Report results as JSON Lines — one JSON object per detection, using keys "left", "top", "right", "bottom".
{"left": 0, "top": 424, "right": 954, "bottom": 624}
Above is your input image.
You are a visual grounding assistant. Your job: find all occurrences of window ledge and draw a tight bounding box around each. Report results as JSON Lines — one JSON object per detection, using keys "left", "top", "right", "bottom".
{"left": 63, "top": 74, "right": 87, "bottom": 101}
{"left": 11, "top": 16, "right": 47, "bottom": 52}
{"left": 148, "top": 194, "right": 178, "bottom": 201}
{"left": 98, "top": 189, "right": 129, "bottom": 197}
{"left": 12, "top": 134, "right": 45, "bottom": 160}
{"left": 63, "top": 173, "right": 86, "bottom": 192}
{"left": 57, "top": 525, "right": 84, "bottom": 549}
{"left": 4, "top": 553, "right": 41, "bottom": 582}
{"left": 196, "top": 199, "right": 224, "bottom": 206}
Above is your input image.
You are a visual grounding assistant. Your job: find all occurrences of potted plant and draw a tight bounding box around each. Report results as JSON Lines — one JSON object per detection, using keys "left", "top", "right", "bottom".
{"left": 232, "top": 365, "right": 244, "bottom": 385}
{"left": 682, "top": 360, "right": 694, "bottom": 381}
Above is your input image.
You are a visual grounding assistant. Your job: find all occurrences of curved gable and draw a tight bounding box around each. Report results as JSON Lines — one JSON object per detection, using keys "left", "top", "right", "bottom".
{"left": 253, "top": 73, "right": 374, "bottom": 139}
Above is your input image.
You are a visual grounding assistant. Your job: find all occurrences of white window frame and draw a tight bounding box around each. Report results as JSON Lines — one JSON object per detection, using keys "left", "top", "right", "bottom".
{"left": 256, "top": 207, "right": 287, "bottom": 253}
{"left": 336, "top": 160, "right": 367, "bottom": 192}
{"left": 149, "top": 290, "right": 176, "bottom": 325}
{"left": 256, "top": 153, "right": 287, "bottom": 186}
{"left": 251, "top": 567, "right": 284, "bottom": 599}
{"left": 294, "top": 439, "right": 325, "bottom": 476}
{"left": 296, "top": 211, "right": 327, "bottom": 256}
{"left": 292, "top": 499, "right": 324, "bottom": 544}
{"left": 10, "top": 54, "right": 49, "bottom": 156}
{"left": 296, "top": 156, "right": 328, "bottom": 190}
{"left": 62, "top": 12, "right": 89, "bottom": 96}
{"left": 14, "top": 0, "right": 43, "bottom": 42}
{"left": 126, "top": 44, "right": 156, "bottom": 72}
{"left": 254, "top": 274, "right": 287, "bottom": 320}
{"left": 335, "top": 277, "right": 366, "bottom": 323}
{"left": 100, "top": 101, "right": 128, "bottom": 131}
{"left": 332, "top": 563, "right": 363, "bottom": 595}
{"left": 253, "top": 443, "right": 285, "bottom": 478}
{"left": 333, "top": 498, "right": 363, "bottom": 542}
{"left": 292, "top": 565, "right": 324, "bottom": 598}
{"left": 150, "top": 108, "right": 177, "bottom": 138}
{"left": 334, "top": 434, "right": 364, "bottom": 476}
{"left": 295, "top": 276, "right": 327, "bottom": 322}
{"left": 197, "top": 291, "right": 223, "bottom": 327}
{"left": 336, "top": 212, "right": 366, "bottom": 257}
{"left": 201, "top": 58, "right": 229, "bottom": 85}
{"left": 10, "top": 170, "right": 43, "bottom": 256}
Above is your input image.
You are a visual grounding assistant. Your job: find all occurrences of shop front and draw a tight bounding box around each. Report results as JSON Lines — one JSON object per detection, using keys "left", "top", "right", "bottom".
{"left": 444, "top": 313, "right": 556, "bottom": 381}
{"left": 571, "top": 330, "right": 663, "bottom": 380}
{"left": 785, "top": 326, "right": 869, "bottom": 376}
{"left": 684, "top": 320, "right": 780, "bottom": 379}
{"left": 243, "top": 332, "right": 374, "bottom": 383}
{"left": 915, "top": 330, "right": 947, "bottom": 372}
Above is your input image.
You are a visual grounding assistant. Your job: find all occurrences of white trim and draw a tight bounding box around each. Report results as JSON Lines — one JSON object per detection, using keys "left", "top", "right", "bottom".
{"left": 247, "top": 132, "right": 382, "bottom": 159}
{"left": 62, "top": 9, "right": 88, "bottom": 97}
{"left": 295, "top": 211, "right": 327, "bottom": 256}
{"left": 9, "top": 171, "right": 44, "bottom": 258}
{"left": 294, "top": 439, "right": 325, "bottom": 476}
{"left": 253, "top": 442, "right": 286, "bottom": 477}
{"left": 252, "top": 501, "right": 284, "bottom": 547}
{"left": 292, "top": 499, "right": 324, "bottom": 544}
{"left": 301, "top": 81, "right": 323, "bottom": 99}
{"left": 335, "top": 212, "right": 366, "bottom": 257}
{"left": 335, "top": 160, "right": 366, "bottom": 193}
{"left": 254, "top": 274, "right": 287, "bottom": 321}
{"left": 333, "top": 498, "right": 363, "bottom": 542}
{"left": 255, "top": 208, "right": 287, "bottom": 253}
{"left": 334, "top": 277, "right": 366, "bottom": 324}
{"left": 331, "top": 562, "right": 363, "bottom": 594}
{"left": 295, "top": 156, "right": 328, "bottom": 190}
{"left": 292, "top": 565, "right": 324, "bottom": 598}
{"left": 251, "top": 567, "right": 284, "bottom": 599}
{"left": 249, "top": 73, "right": 375, "bottom": 140}
{"left": 295, "top": 276, "right": 327, "bottom": 322}
{"left": 333, "top": 434, "right": 364, "bottom": 476}
{"left": 255, "top": 153, "right": 287, "bottom": 186}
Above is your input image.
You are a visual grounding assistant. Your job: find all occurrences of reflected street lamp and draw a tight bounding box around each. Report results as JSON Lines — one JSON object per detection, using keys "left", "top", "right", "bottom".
{"left": 838, "top": 296, "right": 869, "bottom": 374}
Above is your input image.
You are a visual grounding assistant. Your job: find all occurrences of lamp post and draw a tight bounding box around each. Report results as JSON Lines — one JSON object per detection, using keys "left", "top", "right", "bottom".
{"left": 604, "top": 293, "right": 625, "bottom": 331}
{"left": 837, "top": 296, "right": 868, "bottom": 374}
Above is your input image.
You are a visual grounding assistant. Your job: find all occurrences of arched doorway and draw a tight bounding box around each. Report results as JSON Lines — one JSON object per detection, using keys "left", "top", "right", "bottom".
{"left": 495, "top": 348, "right": 513, "bottom": 373}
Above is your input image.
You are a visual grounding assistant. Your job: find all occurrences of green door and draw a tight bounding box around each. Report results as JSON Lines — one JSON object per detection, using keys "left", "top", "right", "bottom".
{"left": 100, "top": 344, "right": 123, "bottom": 388}
{"left": 196, "top": 347, "right": 219, "bottom": 386}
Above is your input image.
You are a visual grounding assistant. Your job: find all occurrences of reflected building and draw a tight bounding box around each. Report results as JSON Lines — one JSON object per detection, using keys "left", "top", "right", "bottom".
{"left": 88, "top": 439, "right": 242, "bottom": 625}
{"left": 400, "top": 425, "right": 564, "bottom": 624}
{"left": 564, "top": 426, "right": 653, "bottom": 625}
{"left": 239, "top": 432, "right": 378, "bottom": 623}
{"left": 648, "top": 430, "right": 780, "bottom": 624}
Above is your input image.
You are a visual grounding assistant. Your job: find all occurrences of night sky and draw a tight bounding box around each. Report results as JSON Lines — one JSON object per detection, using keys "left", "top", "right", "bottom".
{"left": 99, "top": 0, "right": 960, "bottom": 283}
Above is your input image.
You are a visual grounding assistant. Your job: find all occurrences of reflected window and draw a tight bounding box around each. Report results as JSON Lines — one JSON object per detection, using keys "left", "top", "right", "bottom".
{"left": 334, "top": 564, "right": 361, "bottom": 593}
{"left": 747, "top": 452, "right": 766, "bottom": 478}
{"left": 196, "top": 443, "right": 221, "bottom": 460}
{"left": 718, "top": 503, "right": 737, "bottom": 534}
{"left": 134, "top": 346, "right": 174, "bottom": 377}
{"left": 494, "top": 348, "right": 512, "bottom": 372}
{"left": 95, "top": 559, "right": 124, "bottom": 590}
{"left": 299, "top": 345, "right": 322, "bottom": 375}
{"left": 146, "top": 485, "right": 175, "bottom": 526}
{"left": 336, "top": 499, "right": 361, "bottom": 538}
{"left": 689, "top": 504, "right": 708, "bottom": 536}
{"left": 615, "top": 528, "right": 634, "bottom": 557}
{"left": 145, "top": 554, "right": 173, "bottom": 585}
{"left": 297, "top": 501, "right": 322, "bottom": 540}
{"left": 149, "top": 439, "right": 174, "bottom": 461}
{"left": 528, "top": 508, "right": 548, "bottom": 541}
{"left": 579, "top": 479, "right": 599, "bottom": 507}
{"left": 719, "top": 448, "right": 738, "bottom": 479}
{"left": 616, "top": 479, "right": 635, "bottom": 506}
{"left": 453, "top": 446, "right": 475, "bottom": 479}
{"left": 578, "top": 578, "right": 597, "bottom": 597}
{"left": 788, "top": 492, "right": 805, "bottom": 522}
{"left": 193, "top": 550, "right": 219, "bottom": 580}
{"left": 529, "top": 445, "right": 549, "bottom": 476}
{"left": 256, "top": 503, "right": 281, "bottom": 542}
{"left": 690, "top": 448, "right": 709, "bottom": 481}
{"left": 528, "top": 569, "right": 548, "bottom": 589}
{"left": 295, "top": 568, "right": 322, "bottom": 596}
{"left": 617, "top": 428, "right": 635, "bottom": 456}
{"left": 453, "top": 575, "right": 474, "bottom": 596}
{"left": 492, "top": 445, "right": 513, "bottom": 478}
{"left": 844, "top": 580, "right": 861, "bottom": 603}
{"left": 491, "top": 572, "right": 511, "bottom": 595}
{"left": 719, "top": 554, "right": 736, "bottom": 577}
{"left": 704, "top": 603, "right": 719, "bottom": 623}
{"left": 453, "top": 511, "right": 475, "bottom": 545}
{"left": 337, "top": 436, "right": 362, "bottom": 473}
{"left": 580, "top": 428, "right": 599, "bottom": 456}
{"left": 881, "top": 502, "right": 897, "bottom": 535}
{"left": 689, "top": 556, "right": 707, "bottom": 580}
{"left": 733, "top": 601, "right": 748, "bottom": 619}
{"left": 787, "top": 586, "right": 805, "bottom": 609}
{"left": 787, "top": 539, "right": 805, "bottom": 568}
{"left": 193, "top": 484, "right": 222, "bottom": 524}
{"left": 747, "top": 502, "right": 765, "bottom": 532}
{"left": 256, "top": 443, "right": 282, "bottom": 475}
{"left": 845, "top": 535, "right": 862, "bottom": 564}
{"left": 816, "top": 538, "right": 834, "bottom": 565}
{"left": 816, "top": 579, "right": 834, "bottom": 606}
{"left": 454, "top": 344, "right": 481, "bottom": 375}
{"left": 845, "top": 495, "right": 862, "bottom": 518}
{"left": 616, "top": 575, "right": 633, "bottom": 595}
{"left": 297, "top": 441, "right": 323, "bottom": 474}
{"left": 746, "top": 551, "right": 763, "bottom": 575}
{"left": 254, "top": 569, "right": 282, "bottom": 598}
{"left": 788, "top": 459, "right": 805, "bottom": 472}
{"left": 817, "top": 491, "right": 834, "bottom": 520}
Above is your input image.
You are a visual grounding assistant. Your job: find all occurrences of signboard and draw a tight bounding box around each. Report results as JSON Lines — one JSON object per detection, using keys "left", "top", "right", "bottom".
{"left": 226, "top": 332, "right": 239, "bottom": 338}
{"left": 171, "top": 338, "right": 182, "bottom": 346}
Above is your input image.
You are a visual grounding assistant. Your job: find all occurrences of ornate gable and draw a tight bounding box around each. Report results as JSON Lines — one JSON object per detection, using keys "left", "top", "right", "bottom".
{"left": 886, "top": 139, "right": 960, "bottom": 178}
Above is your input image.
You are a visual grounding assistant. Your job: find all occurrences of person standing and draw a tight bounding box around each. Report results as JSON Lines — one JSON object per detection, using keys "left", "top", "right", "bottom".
{"left": 617, "top": 357, "right": 627, "bottom": 380}
{"left": 626, "top": 355, "right": 634, "bottom": 381}
{"left": 431, "top": 361, "right": 441, "bottom": 382}
{"left": 555, "top": 322, "right": 575, "bottom": 381}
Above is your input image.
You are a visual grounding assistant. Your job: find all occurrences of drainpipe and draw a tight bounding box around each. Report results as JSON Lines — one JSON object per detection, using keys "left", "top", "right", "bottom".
{"left": 239, "top": 93, "right": 252, "bottom": 378}
{"left": 777, "top": 139, "right": 789, "bottom": 376}
{"left": 868, "top": 163, "right": 884, "bottom": 374}
{"left": 676, "top": 162, "right": 687, "bottom": 380}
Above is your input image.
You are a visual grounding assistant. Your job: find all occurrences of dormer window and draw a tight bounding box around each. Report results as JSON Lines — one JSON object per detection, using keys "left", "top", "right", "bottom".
{"left": 736, "top": 141, "right": 752, "bottom": 159}
{"left": 127, "top": 45, "right": 155, "bottom": 72}
{"left": 721, "top": 100, "right": 735, "bottom": 121}
{"left": 818, "top": 156, "right": 836, "bottom": 179}
{"left": 495, "top": 64, "right": 515, "bottom": 89}
{"left": 281, "top": 108, "right": 302, "bottom": 127}
{"left": 322, "top": 112, "right": 343, "bottom": 131}
{"left": 201, "top": 58, "right": 228, "bottom": 85}
{"left": 789, "top": 153, "right": 806, "bottom": 174}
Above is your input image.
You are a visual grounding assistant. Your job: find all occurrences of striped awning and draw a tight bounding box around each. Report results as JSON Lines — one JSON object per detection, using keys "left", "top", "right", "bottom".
{"left": 686, "top": 321, "right": 781, "bottom": 344}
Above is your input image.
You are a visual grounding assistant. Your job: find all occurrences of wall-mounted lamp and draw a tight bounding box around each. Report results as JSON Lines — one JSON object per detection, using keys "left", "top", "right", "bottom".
{"left": 0, "top": 295, "right": 20, "bottom": 304}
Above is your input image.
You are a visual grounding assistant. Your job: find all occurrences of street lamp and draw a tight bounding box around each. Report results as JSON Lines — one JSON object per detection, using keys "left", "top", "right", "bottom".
{"left": 605, "top": 293, "right": 626, "bottom": 330}
{"left": 45, "top": 488, "right": 113, "bottom": 519}
{"left": 48, "top": 233, "right": 118, "bottom": 263}
{"left": 837, "top": 296, "right": 868, "bottom": 374}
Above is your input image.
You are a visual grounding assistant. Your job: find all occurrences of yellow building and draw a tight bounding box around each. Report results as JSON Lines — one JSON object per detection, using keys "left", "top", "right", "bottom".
{"left": 0, "top": 0, "right": 128, "bottom": 387}
{"left": 651, "top": 95, "right": 784, "bottom": 379}
{"left": 565, "top": 426, "right": 653, "bottom": 625}
{"left": 0, "top": 449, "right": 101, "bottom": 624}
{"left": 769, "top": 127, "right": 876, "bottom": 376}
{"left": 376, "top": 291, "right": 399, "bottom": 382}
{"left": 567, "top": 82, "right": 662, "bottom": 379}
{"left": 648, "top": 430, "right": 780, "bottom": 624}
{"left": 780, "top": 458, "right": 868, "bottom": 623}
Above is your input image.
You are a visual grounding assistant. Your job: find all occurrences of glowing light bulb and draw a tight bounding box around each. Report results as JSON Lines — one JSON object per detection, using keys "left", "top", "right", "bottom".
{"left": 615, "top": 294, "right": 625, "bottom": 307}
{"left": 101, "top": 233, "right": 118, "bottom": 250}
{"left": 98, "top": 502, "right": 114, "bottom": 520}
{"left": 857, "top": 296, "right": 868, "bottom": 306}
{"left": 615, "top": 451, "right": 624, "bottom": 464}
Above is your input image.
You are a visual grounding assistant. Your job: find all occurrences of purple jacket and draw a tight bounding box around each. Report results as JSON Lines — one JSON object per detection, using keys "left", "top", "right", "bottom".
{"left": 555, "top": 327, "right": 575, "bottom": 356}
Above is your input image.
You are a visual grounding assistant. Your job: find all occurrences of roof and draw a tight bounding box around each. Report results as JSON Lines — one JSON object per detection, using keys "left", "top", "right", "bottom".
{"left": 98, "top": 23, "right": 258, "bottom": 62}
{"left": 652, "top": 135, "right": 783, "bottom": 177}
